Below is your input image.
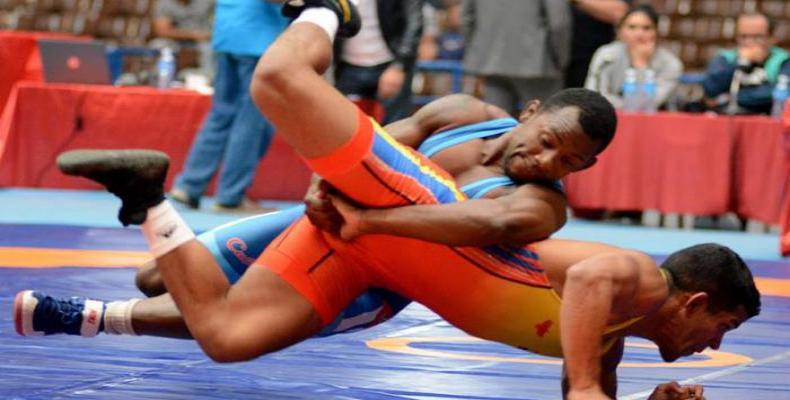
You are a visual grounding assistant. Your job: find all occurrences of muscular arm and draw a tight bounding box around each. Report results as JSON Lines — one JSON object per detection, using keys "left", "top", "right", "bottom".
{"left": 383, "top": 93, "right": 510, "bottom": 147}
{"left": 562, "top": 338, "right": 623, "bottom": 399}
{"left": 353, "top": 184, "right": 567, "bottom": 246}
{"left": 559, "top": 251, "right": 654, "bottom": 398}
{"left": 305, "top": 94, "right": 513, "bottom": 242}
{"left": 572, "top": 0, "right": 628, "bottom": 25}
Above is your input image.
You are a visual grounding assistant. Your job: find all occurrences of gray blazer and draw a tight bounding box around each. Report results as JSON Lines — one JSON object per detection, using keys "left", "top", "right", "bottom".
{"left": 585, "top": 41, "right": 683, "bottom": 108}
{"left": 461, "top": 0, "right": 572, "bottom": 79}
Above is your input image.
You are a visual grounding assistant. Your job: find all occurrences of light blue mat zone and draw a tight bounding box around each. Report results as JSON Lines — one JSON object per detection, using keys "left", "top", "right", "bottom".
{"left": 1, "top": 188, "right": 788, "bottom": 399}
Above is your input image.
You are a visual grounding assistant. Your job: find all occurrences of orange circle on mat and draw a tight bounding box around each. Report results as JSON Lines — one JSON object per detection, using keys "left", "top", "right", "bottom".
{"left": 366, "top": 336, "right": 752, "bottom": 368}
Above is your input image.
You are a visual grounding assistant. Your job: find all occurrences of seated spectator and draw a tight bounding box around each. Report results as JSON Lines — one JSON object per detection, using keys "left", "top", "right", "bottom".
{"left": 702, "top": 11, "right": 790, "bottom": 115}
{"left": 585, "top": 4, "right": 682, "bottom": 110}
{"left": 151, "top": 0, "right": 214, "bottom": 78}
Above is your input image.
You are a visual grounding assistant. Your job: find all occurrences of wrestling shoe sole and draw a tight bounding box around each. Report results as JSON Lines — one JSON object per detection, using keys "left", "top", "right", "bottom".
{"left": 57, "top": 149, "right": 169, "bottom": 180}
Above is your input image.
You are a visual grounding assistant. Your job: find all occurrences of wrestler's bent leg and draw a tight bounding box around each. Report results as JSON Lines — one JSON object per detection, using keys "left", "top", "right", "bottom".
{"left": 136, "top": 206, "right": 306, "bottom": 296}
{"left": 134, "top": 202, "right": 408, "bottom": 337}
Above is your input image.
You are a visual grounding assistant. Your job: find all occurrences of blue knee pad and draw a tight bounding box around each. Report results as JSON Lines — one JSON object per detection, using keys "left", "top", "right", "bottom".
{"left": 197, "top": 205, "right": 305, "bottom": 283}
{"left": 196, "top": 205, "right": 411, "bottom": 335}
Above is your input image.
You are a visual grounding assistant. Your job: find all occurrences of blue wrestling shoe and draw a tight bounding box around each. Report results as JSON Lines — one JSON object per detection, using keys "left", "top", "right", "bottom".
{"left": 57, "top": 149, "right": 169, "bottom": 226}
{"left": 282, "top": 0, "right": 361, "bottom": 38}
{"left": 14, "top": 290, "right": 104, "bottom": 337}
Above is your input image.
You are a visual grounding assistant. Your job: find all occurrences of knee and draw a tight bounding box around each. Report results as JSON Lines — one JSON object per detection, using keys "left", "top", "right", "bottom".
{"left": 201, "top": 340, "right": 254, "bottom": 363}
{"left": 135, "top": 260, "right": 167, "bottom": 297}
{"left": 250, "top": 50, "right": 320, "bottom": 111}
{"left": 195, "top": 325, "right": 262, "bottom": 363}
{"left": 251, "top": 50, "right": 288, "bottom": 92}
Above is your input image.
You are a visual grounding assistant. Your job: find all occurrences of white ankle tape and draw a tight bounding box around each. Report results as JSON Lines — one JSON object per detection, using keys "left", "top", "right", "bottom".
{"left": 104, "top": 299, "right": 141, "bottom": 336}
{"left": 141, "top": 201, "right": 195, "bottom": 258}
{"left": 80, "top": 299, "right": 105, "bottom": 337}
{"left": 292, "top": 7, "right": 339, "bottom": 42}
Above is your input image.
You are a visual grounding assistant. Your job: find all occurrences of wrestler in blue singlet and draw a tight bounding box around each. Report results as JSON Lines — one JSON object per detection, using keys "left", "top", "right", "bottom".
{"left": 197, "top": 118, "right": 563, "bottom": 335}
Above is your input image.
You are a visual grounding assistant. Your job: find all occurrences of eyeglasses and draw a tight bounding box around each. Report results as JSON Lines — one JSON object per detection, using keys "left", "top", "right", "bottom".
{"left": 737, "top": 34, "right": 770, "bottom": 42}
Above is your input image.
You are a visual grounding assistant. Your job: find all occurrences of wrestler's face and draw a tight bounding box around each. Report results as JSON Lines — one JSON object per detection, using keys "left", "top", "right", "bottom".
{"left": 503, "top": 105, "right": 600, "bottom": 182}
{"left": 656, "top": 294, "right": 748, "bottom": 362}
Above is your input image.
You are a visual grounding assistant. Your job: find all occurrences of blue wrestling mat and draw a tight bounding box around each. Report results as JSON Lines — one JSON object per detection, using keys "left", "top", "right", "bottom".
{"left": 1, "top": 189, "right": 789, "bottom": 399}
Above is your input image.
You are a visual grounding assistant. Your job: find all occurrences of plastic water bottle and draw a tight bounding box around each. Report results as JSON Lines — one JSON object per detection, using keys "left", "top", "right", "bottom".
{"left": 771, "top": 74, "right": 789, "bottom": 118}
{"left": 622, "top": 68, "right": 639, "bottom": 112}
{"left": 641, "top": 69, "right": 658, "bottom": 113}
{"left": 156, "top": 47, "right": 176, "bottom": 89}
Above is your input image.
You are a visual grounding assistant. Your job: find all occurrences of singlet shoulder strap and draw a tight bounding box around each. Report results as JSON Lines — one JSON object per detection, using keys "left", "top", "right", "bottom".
{"left": 603, "top": 269, "right": 670, "bottom": 336}
{"left": 461, "top": 177, "right": 566, "bottom": 199}
{"left": 603, "top": 316, "right": 643, "bottom": 335}
{"left": 460, "top": 176, "right": 515, "bottom": 199}
{"left": 418, "top": 117, "right": 517, "bottom": 157}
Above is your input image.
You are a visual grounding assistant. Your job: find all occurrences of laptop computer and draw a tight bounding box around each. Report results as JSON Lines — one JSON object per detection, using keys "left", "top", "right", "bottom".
{"left": 38, "top": 39, "right": 112, "bottom": 85}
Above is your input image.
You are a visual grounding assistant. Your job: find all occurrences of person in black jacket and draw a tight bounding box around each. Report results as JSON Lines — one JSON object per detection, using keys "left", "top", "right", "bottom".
{"left": 564, "top": 0, "right": 631, "bottom": 88}
{"left": 334, "top": 0, "right": 423, "bottom": 123}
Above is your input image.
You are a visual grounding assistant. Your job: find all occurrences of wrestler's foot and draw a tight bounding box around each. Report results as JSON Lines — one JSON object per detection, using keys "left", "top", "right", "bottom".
{"left": 57, "top": 149, "right": 169, "bottom": 226}
{"left": 282, "top": 0, "right": 361, "bottom": 38}
{"left": 14, "top": 291, "right": 104, "bottom": 337}
{"left": 169, "top": 187, "right": 200, "bottom": 209}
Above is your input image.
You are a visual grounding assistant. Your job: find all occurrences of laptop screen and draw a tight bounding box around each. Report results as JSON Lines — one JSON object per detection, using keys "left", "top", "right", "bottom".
{"left": 38, "top": 39, "right": 112, "bottom": 85}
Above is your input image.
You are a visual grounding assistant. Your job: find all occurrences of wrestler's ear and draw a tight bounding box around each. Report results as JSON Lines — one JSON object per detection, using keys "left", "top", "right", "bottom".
{"left": 518, "top": 100, "right": 541, "bottom": 123}
{"left": 684, "top": 292, "right": 710, "bottom": 315}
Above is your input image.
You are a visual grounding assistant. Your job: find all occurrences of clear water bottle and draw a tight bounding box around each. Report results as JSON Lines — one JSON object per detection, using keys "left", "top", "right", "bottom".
{"left": 622, "top": 68, "right": 639, "bottom": 112}
{"left": 771, "top": 74, "right": 789, "bottom": 118}
{"left": 641, "top": 69, "right": 658, "bottom": 113}
{"left": 156, "top": 47, "right": 176, "bottom": 89}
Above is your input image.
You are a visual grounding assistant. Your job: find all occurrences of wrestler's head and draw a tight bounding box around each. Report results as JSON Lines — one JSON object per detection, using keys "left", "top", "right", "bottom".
{"left": 503, "top": 88, "right": 616, "bottom": 182}
{"left": 652, "top": 243, "right": 760, "bottom": 362}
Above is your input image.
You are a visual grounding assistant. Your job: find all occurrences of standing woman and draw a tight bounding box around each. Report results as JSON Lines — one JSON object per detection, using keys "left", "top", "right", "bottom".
{"left": 585, "top": 4, "right": 682, "bottom": 110}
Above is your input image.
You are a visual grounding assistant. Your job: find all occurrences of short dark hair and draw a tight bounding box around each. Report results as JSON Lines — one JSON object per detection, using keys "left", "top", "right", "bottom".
{"left": 540, "top": 88, "right": 617, "bottom": 154}
{"left": 618, "top": 3, "right": 659, "bottom": 28}
{"left": 661, "top": 243, "right": 760, "bottom": 318}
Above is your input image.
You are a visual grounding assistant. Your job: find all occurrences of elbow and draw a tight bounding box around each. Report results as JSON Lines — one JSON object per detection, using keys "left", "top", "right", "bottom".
{"left": 496, "top": 224, "right": 538, "bottom": 247}
{"left": 497, "top": 213, "right": 562, "bottom": 247}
